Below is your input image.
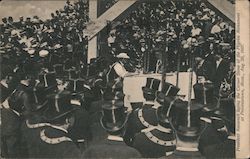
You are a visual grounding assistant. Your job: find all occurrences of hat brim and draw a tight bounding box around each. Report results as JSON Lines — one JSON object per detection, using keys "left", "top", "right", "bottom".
{"left": 100, "top": 113, "right": 129, "bottom": 132}
{"left": 202, "top": 97, "right": 219, "bottom": 112}
{"left": 156, "top": 106, "right": 170, "bottom": 124}
{"left": 171, "top": 119, "right": 207, "bottom": 137}
{"left": 32, "top": 100, "right": 48, "bottom": 112}
{"left": 142, "top": 87, "right": 156, "bottom": 95}
{"left": 156, "top": 91, "right": 165, "bottom": 104}
{"left": 43, "top": 106, "right": 78, "bottom": 122}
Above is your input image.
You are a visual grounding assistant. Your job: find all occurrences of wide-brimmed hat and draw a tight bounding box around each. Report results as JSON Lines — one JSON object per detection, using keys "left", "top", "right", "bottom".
{"left": 43, "top": 90, "right": 78, "bottom": 121}
{"left": 39, "top": 50, "right": 49, "bottom": 58}
{"left": 100, "top": 100, "right": 129, "bottom": 132}
{"left": 116, "top": 53, "right": 130, "bottom": 59}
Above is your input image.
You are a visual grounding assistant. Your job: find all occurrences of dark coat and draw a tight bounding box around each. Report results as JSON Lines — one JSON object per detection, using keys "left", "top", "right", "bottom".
{"left": 213, "top": 59, "right": 230, "bottom": 84}
{"left": 23, "top": 126, "right": 81, "bottom": 158}
{"left": 0, "top": 83, "right": 11, "bottom": 102}
{"left": 133, "top": 127, "right": 176, "bottom": 158}
{"left": 203, "top": 139, "right": 235, "bottom": 159}
{"left": 212, "top": 59, "right": 230, "bottom": 95}
{"left": 82, "top": 139, "right": 141, "bottom": 158}
{"left": 198, "top": 123, "right": 225, "bottom": 154}
{"left": 124, "top": 104, "right": 158, "bottom": 145}
{"left": 196, "top": 60, "right": 215, "bottom": 81}
{"left": 1, "top": 108, "right": 22, "bottom": 158}
{"left": 161, "top": 150, "right": 205, "bottom": 159}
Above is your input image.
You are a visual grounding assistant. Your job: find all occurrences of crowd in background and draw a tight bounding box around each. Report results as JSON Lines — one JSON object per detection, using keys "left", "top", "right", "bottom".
{"left": 108, "top": 0, "right": 235, "bottom": 73}
{"left": 1, "top": 0, "right": 236, "bottom": 158}
{"left": 1, "top": 0, "right": 89, "bottom": 80}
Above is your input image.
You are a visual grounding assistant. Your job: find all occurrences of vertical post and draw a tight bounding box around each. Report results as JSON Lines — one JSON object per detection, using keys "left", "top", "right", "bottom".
{"left": 87, "top": 0, "right": 98, "bottom": 63}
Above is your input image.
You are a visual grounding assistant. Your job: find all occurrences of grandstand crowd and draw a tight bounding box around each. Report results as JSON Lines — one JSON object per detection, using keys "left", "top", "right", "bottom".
{"left": 1, "top": 0, "right": 236, "bottom": 158}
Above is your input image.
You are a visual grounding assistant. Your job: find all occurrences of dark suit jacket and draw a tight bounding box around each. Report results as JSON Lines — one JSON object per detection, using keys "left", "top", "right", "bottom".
{"left": 213, "top": 59, "right": 230, "bottom": 84}
{"left": 133, "top": 128, "right": 175, "bottom": 158}
{"left": 161, "top": 150, "right": 205, "bottom": 159}
{"left": 82, "top": 139, "right": 141, "bottom": 158}
{"left": 212, "top": 59, "right": 230, "bottom": 96}
{"left": 1, "top": 108, "right": 22, "bottom": 158}
{"left": 196, "top": 60, "right": 215, "bottom": 81}
{"left": 124, "top": 105, "right": 158, "bottom": 145}
{"left": 199, "top": 123, "right": 225, "bottom": 154}
{"left": 203, "top": 139, "right": 235, "bottom": 159}
{"left": 23, "top": 126, "right": 81, "bottom": 158}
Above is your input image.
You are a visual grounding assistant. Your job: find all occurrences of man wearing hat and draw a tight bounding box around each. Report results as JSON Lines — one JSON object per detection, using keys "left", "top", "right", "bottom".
{"left": 203, "top": 98, "right": 235, "bottom": 158}
{"left": 163, "top": 100, "right": 207, "bottom": 159}
{"left": 65, "top": 79, "right": 93, "bottom": 147}
{"left": 132, "top": 96, "right": 180, "bottom": 158}
{"left": 82, "top": 99, "right": 141, "bottom": 158}
{"left": 19, "top": 83, "right": 52, "bottom": 158}
{"left": 1, "top": 67, "right": 36, "bottom": 157}
{"left": 124, "top": 78, "right": 161, "bottom": 145}
{"left": 25, "top": 90, "right": 81, "bottom": 158}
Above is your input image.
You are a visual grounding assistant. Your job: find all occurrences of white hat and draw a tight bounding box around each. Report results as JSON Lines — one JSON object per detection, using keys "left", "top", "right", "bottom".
{"left": 27, "top": 49, "right": 35, "bottom": 55}
{"left": 183, "top": 44, "right": 189, "bottom": 49}
{"left": 39, "top": 50, "right": 49, "bottom": 57}
{"left": 116, "top": 53, "right": 130, "bottom": 59}
{"left": 54, "top": 44, "right": 63, "bottom": 49}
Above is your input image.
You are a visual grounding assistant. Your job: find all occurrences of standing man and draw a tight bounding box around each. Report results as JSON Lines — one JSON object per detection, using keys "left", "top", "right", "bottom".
{"left": 212, "top": 51, "right": 229, "bottom": 96}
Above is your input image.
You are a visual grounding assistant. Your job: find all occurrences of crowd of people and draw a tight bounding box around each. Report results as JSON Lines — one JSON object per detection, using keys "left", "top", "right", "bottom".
{"left": 107, "top": 0, "right": 235, "bottom": 73}
{"left": 1, "top": 0, "right": 235, "bottom": 158}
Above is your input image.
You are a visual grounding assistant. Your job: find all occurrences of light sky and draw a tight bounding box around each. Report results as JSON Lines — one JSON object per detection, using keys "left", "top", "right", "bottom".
{"left": 0, "top": 0, "right": 75, "bottom": 23}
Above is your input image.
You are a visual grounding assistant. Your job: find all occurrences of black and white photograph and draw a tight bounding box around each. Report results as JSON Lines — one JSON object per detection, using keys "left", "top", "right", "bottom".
{"left": 0, "top": 0, "right": 248, "bottom": 158}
